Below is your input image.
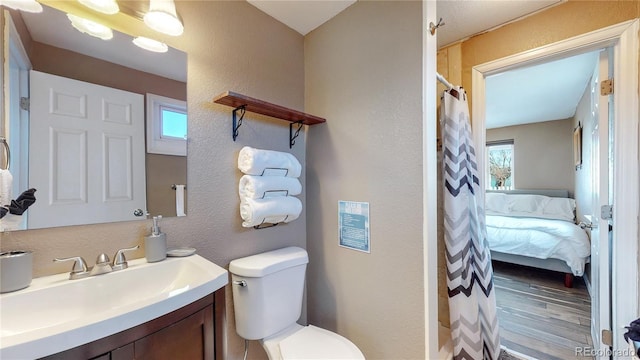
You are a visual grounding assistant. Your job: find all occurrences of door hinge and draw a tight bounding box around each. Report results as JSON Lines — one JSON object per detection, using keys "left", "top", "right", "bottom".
{"left": 600, "top": 79, "right": 613, "bottom": 96}
{"left": 602, "top": 329, "right": 613, "bottom": 346}
{"left": 601, "top": 205, "right": 613, "bottom": 220}
{"left": 19, "top": 97, "right": 29, "bottom": 111}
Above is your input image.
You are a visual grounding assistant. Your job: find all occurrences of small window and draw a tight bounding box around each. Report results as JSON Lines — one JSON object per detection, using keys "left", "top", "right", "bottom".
{"left": 146, "top": 93, "right": 187, "bottom": 156}
{"left": 486, "top": 140, "right": 514, "bottom": 190}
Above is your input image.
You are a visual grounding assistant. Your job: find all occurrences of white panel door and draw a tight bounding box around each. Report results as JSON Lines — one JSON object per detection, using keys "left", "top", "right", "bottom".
{"left": 590, "top": 49, "right": 612, "bottom": 360}
{"left": 29, "top": 70, "right": 146, "bottom": 228}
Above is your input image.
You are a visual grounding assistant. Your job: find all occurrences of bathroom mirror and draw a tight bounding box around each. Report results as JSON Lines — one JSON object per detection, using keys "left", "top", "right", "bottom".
{"left": 1, "top": 4, "right": 187, "bottom": 231}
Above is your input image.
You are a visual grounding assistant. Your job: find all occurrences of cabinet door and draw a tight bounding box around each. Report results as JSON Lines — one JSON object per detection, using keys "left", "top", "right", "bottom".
{"left": 111, "top": 343, "right": 134, "bottom": 360}
{"left": 134, "top": 306, "right": 214, "bottom": 360}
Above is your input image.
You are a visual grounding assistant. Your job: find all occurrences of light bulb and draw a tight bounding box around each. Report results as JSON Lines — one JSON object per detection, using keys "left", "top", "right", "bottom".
{"left": 133, "top": 36, "right": 168, "bottom": 53}
{"left": 144, "top": 0, "right": 183, "bottom": 36}
{"left": 78, "top": 0, "right": 119, "bottom": 15}
{"left": 67, "top": 14, "right": 113, "bottom": 40}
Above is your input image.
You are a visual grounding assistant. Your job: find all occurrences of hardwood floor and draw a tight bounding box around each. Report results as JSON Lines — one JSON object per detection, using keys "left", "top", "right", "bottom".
{"left": 492, "top": 261, "right": 594, "bottom": 360}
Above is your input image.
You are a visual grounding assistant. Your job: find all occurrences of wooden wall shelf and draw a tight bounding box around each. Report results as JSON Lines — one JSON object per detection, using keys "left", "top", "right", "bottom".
{"left": 213, "top": 91, "right": 326, "bottom": 148}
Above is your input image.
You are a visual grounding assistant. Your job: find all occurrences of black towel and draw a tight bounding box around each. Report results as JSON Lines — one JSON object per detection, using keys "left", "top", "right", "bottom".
{"left": 624, "top": 318, "right": 640, "bottom": 356}
{"left": 8, "top": 188, "right": 37, "bottom": 215}
{"left": 0, "top": 206, "right": 7, "bottom": 219}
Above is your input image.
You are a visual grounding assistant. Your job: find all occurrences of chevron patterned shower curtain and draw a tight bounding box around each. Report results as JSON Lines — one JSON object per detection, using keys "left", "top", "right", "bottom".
{"left": 441, "top": 88, "right": 501, "bottom": 360}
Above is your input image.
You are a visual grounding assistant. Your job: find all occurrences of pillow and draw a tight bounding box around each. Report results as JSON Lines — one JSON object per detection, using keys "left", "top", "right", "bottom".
{"left": 485, "top": 193, "right": 510, "bottom": 214}
{"left": 542, "top": 197, "right": 576, "bottom": 222}
{"left": 506, "top": 194, "right": 549, "bottom": 214}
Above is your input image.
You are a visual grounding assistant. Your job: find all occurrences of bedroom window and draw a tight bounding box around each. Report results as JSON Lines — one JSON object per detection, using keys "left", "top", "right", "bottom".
{"left": 486, "top": 140, "right": 514, "bottom": 190}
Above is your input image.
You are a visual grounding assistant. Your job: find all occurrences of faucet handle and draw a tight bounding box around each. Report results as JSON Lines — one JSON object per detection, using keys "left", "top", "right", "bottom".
{"left": 112, "top": 245, "right": 140, "bottom": 271}
{"left": 95, "top": 253, "right": 111, "bottom": 265}
{"left": 54, "top": 256, "right": 90, "bottom": 280}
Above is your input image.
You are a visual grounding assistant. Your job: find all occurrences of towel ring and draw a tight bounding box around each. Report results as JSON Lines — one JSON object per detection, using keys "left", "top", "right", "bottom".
{"left": 0, "top": 137, "right": 10, "bottom": 170}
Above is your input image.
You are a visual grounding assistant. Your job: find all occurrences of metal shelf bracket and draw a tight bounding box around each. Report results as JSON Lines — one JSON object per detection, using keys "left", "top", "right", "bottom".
{"left": 289, "top": 121, "right": 304, "bottom": 149}
{"left": 232, "top": 105, "right": 246, "bottom": 141}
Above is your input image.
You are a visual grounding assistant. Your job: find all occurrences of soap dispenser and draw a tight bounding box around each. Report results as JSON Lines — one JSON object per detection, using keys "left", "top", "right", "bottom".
{"left": 145, "top": 215, "right": 166, "bottom": 263}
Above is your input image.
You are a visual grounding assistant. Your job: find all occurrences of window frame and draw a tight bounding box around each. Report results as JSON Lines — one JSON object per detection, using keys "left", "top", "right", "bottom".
{"left": 146, "top": 93, "right": 187, "bottom": 156}
{"left": 485, "top": 140, "right": 515, "bottom": 190}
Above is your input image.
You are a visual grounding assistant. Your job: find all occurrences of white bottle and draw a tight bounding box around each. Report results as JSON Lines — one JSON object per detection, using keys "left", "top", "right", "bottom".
{"left": 145, "top": 215, "right": 166, "bottom": 262}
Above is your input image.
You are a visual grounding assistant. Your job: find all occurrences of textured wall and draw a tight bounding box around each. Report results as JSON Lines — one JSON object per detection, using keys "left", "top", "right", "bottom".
{"left": 304, "top": 1, "right": 425, "bottom": 358}
{"left": 486, "top": 119, "right": 574, "bottom": 194}
{"left": 1, "top": 2, "right": 305, "bottom": 359}
{"left": 460, "top": 0, "right": 639, "bottom": 111}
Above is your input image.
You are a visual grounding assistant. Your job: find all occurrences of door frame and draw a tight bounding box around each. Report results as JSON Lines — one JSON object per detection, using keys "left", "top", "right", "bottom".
{"left": 3, "top": 10, "right": 32, "bottom": 229}
{"left": 422, "top": 0, "right": 439, "bottom": 358}
{"left": 471, "top": 19, "right": 639, "bottom": 355}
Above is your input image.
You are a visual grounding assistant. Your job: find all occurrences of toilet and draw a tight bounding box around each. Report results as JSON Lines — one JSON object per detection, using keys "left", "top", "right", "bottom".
{"left": 229, "top": 246, "right": 365, "bottom": 359}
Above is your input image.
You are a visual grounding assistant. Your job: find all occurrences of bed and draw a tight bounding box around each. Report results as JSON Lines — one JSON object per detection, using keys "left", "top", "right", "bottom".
{"left": 485, "top": 189, "right": 591, "bottom": 287}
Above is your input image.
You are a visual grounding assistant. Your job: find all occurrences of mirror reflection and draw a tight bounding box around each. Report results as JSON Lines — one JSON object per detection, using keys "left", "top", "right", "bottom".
{"left": 1, "top": 4, "right": 187, "bottom": 231}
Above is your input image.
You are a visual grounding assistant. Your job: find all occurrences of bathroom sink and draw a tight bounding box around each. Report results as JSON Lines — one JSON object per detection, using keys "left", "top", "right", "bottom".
{"left": 0, "top": 254, "right": 228, "bottom": 359}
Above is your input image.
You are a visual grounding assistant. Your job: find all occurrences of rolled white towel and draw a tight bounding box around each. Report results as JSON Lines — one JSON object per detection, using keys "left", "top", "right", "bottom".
{"left": 238, "top": 146, "right": 301, "bottom": 177}
{"left": 239, "top": 175, "right": 302, "bottom": 199}
{"left": 0, "top": 213, "right": 23, "bottom": 231}
{"left": 0, "top": 169, "right": 13, "bottom": 207}
{"left": 240, "top": 197, "right": 302, "bottom": 227}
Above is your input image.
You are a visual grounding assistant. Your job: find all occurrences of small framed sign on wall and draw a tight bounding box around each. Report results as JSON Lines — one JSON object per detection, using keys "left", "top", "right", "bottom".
{"left": 573, "top": 124, "right": 582, "bottom": 170}
{"left": 338, "top": 201, "right": 370, "bottom": 253}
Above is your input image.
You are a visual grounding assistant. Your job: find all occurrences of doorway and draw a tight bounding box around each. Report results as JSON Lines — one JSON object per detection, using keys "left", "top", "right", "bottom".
{"left": 484, "top": 49, "right": 599, "bottom": 359}
{"left": 472, "top": 20, "right": 639, "bottom": 359}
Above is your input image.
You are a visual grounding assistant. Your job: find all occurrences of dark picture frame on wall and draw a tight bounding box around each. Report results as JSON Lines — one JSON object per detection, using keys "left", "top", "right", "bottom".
{"left": 573, "top": 124, "right": 582, "bottom": 169}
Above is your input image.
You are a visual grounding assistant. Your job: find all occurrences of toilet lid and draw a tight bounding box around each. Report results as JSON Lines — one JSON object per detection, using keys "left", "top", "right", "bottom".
{"left": 278, "top": 325, "right": 364, "bottom": 359}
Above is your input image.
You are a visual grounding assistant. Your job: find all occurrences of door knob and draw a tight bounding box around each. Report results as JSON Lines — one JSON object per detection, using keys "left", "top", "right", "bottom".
{"left": 579, "top": 221, "right": 595, "bottom": 229}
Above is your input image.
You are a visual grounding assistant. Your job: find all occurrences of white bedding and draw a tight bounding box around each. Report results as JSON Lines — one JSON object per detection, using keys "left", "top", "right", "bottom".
{"left": 486, "top": 215, "right": 590, "bottom": 276}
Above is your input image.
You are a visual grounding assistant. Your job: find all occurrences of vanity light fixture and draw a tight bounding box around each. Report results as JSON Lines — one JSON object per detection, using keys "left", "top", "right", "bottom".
{"left": 133, "top": 36, "right": 168, "bottom": 53}
{"left": 143, "top": 0, "right": 183, "bottom": 36}
{"left": 78, "top": 0, "right": 119, "bottom": 15}
{"left": 0, "top": 0, "right": 43, "bottom": 13}
{"left": 67, "top": 14, "right": 113, "bottom": 40}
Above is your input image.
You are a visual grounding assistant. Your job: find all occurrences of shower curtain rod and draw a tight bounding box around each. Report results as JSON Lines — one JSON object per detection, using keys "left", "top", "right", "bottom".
{"left": 436, "top": 72, "right": 454, "bottom": 90}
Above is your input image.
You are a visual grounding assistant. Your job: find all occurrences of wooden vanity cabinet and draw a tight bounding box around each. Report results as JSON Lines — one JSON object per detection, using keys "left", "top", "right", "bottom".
{"left": 42, "top": 288, "right": 225, "bottom": 360}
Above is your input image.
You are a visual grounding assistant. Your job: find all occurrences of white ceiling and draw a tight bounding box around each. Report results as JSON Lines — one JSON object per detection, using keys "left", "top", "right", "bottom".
{"left": 21, "top": 4, "right": 187, "bottom": 82}
{"left": 485, "top": 51, "right": 599, "bottom": 129}
{"left": 247, "top": 0, "right": 593, "bottom": 128}
{"left": 247, "top": 0, "right": 357, "bottom": 36}
{"left": 247, "top": 0, "right": 564, "bottom": 47}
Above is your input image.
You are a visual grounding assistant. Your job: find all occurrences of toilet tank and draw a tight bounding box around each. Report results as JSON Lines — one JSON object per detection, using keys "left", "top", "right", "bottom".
{"left": 229, "top": 247, "right": 309, "bottom": 340}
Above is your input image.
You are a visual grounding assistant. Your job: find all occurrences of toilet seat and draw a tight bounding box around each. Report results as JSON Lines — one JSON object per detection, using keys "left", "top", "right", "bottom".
{"left": 262, "top": 324, "right": 365, "bottom": 360}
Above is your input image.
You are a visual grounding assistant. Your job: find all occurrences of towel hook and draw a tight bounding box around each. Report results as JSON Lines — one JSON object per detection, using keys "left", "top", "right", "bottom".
{"left": 0, "top": 137, "right": 10, "bottom": 170}
{"left": 429, "top": 17, "right": 445, "bottom": 36}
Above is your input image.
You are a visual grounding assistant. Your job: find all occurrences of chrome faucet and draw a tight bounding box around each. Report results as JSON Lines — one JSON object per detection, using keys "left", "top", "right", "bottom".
{"left": 54, "top": 253, "right": 112, "bottom": 279}
{"left": 55, "top": 245, "right": 141, "bottom": 279}
{"left": 89, "top": 253, "right": 113, "bottom": 276}
{"left": 111, "top": 245, "right": 140, "bottom": 271}
{"left": 54, "top": 256, "right": 90, "bottom": 280}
